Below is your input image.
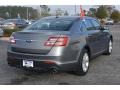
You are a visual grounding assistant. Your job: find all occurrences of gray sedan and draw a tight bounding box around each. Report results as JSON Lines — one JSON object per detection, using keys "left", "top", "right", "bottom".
{"left": 7, "top": 16, "right": 113, "bottom": 75}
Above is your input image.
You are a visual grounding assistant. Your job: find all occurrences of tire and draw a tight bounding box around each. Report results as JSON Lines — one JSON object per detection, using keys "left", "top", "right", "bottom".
{"left": 75, "top": 49, "right": 90, "bottom": 76}
{"left": 104, "top": 39, "right": 113, "bottom": 55}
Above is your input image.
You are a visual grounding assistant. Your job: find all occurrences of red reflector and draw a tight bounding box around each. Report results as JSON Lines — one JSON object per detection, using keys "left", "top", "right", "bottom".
{"left": 44, "top": 61, "right": 55, "bottom": 64}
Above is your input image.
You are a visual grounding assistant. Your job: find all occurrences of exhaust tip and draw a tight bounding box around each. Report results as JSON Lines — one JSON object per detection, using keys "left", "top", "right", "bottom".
{"left": 50, "top": 67, "right": 58, "bottom": 73}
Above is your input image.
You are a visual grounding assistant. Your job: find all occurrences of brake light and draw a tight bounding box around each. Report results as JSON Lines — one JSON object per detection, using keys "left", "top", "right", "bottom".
{"left": 10, "top": 36, "right": 16, "bottom": 44}
{"left": 44, "top": 37, "right": 68, "bottom": 46}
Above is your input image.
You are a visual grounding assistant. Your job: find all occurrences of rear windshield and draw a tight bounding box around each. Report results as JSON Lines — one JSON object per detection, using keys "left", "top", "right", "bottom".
{"left": 25, "top": 19, "right": 74, "bottom": 31}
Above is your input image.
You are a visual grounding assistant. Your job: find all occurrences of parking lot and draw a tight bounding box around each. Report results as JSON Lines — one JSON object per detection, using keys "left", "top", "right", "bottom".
{"left": 0, "top": 25, "right": 120, "bottom": 85}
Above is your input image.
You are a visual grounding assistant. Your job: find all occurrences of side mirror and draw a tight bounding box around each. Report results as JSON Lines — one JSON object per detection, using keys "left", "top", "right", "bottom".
{"left": 100, "top": 26, "right": 109, "bottom": 31}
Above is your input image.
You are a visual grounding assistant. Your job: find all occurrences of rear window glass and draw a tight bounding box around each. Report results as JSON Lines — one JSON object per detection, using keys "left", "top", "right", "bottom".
{"left": 25, "top": 19, "right": 74, "bottom": 31}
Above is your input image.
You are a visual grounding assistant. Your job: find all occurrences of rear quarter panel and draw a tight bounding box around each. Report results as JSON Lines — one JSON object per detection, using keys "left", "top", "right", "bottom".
{"left": 57, "top": 20, "right": 87, "bottom": 63}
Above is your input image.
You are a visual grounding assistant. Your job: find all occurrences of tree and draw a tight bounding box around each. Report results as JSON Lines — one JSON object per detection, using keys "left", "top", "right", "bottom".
{"left": 95, "top": 5, "right": 115, "bottom": 15}
{"left": 104, "top": 5, "right": 115, "bottom": 18}
{"left": 105, "top": 6, "right": 115, "bottom": 13}
{"left": 55, "top": 8, "right": 63, "bottom": 16}
{"left": 40, "top": 5, "right": 50, "bottom": 17}
{"left": 83, "top": 10, "right": 86, "bottom": 16}
{"left": 88, "top": 8, "right": 96, "bottom": 17}
{"left": 96, "top": 5, "right": 108, "bottom": 19}
{"left": 64, "top": 10, "right": 69, "bottom": 16}
{"left": 110, "top": 10, "right": 120, "bottom": 23}
{"left": 0, "top": 6, "right": 38, "bottom": 19}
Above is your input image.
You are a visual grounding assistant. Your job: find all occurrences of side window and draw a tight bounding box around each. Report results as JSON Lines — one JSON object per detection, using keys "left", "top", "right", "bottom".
{"left": 80, "top": 22, "right": 87, "bottom": 32}
{"left": 21, "top": 19, "right": 27, "bottom": 24}
{"left": 17, "top": 19, "right": 22, "bottom": 24}
{"left": 84, "top": 19, "right": 95, "bottom": 30}
{"left": 91, "top": 20, "right": 100, "bottom": 30}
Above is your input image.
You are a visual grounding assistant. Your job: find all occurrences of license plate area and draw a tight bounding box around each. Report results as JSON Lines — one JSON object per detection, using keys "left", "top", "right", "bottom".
{"left": 23, "top": 60, "right": 33, "bottom": 67}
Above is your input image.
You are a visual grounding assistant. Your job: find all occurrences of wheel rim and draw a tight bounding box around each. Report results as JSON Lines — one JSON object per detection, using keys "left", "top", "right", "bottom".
{"left": 109, "top": 40, "right": 112, "bottom": 53}
{"left": 82, "top": 53, "right": 89, "bottom": 72}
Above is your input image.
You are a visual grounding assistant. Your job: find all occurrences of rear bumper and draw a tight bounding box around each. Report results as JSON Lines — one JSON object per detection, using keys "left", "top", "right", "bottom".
{"left": 7, "top": 51, "right": 78, "bottom": 71}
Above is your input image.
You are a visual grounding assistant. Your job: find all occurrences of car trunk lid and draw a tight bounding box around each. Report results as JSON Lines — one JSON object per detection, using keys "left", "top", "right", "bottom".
{"left": 11, "top": 30, "right": 63, "bottom": 54}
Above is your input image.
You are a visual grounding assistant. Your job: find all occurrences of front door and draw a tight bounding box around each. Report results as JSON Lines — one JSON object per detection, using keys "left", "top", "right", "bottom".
{"left": 84, "top": 19, "right": 105, "bottom": 56}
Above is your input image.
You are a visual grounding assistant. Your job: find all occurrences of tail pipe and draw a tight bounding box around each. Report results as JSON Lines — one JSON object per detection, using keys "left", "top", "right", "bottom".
{"left": 50, "top": 67, "right": 58, "bottom": 73}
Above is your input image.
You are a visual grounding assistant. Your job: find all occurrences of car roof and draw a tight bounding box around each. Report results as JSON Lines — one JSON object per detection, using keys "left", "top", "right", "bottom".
{"left": 41, "top": 16, "right": 95, "bottom": 21}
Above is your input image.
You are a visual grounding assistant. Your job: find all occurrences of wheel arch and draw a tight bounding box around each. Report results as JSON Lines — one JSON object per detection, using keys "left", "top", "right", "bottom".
{"left": 84, "top": 45, "right": 91, "bottom": 59}
{"left": 110, "top": 35, "right": 113, "bottom": 42}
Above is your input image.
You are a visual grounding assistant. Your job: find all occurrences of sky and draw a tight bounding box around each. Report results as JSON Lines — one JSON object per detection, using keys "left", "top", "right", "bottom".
{"left": 48, "top": 5, "right": 92, "bottom": 15}
{"left": 1, "top": 5, "right": 120, "bottom": 14}
{"left": 32, "top": 5, "right": 93, "bottom": 15}
{"left": 31, "top": 5, "right": 120, "bottom": 15}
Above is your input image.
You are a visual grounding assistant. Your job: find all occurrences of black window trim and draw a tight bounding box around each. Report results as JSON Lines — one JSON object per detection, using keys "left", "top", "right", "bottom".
{"left": 85, "top": 19, "right": 95, "bottom": 31}
{"left": 80, "top": 21, "right": 87, "bottom": 32}
{"left": 90, "top": 19, "right": 101, "bottom": 30}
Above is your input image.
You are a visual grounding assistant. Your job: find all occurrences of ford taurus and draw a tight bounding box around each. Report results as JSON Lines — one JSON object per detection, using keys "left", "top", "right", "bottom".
{"left": 7, "top": 16, "right": 113, "bottom": 75}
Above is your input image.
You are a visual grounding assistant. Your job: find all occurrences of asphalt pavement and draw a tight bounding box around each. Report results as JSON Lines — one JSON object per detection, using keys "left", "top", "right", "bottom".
{"left": 0, "top": 25, "right": 120, "bottom": 85}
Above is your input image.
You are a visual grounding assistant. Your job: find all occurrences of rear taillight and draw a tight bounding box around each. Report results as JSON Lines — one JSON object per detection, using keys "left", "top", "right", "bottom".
{"left": 10, "top": 36, "right": 16, "bottom": 44}
{"left": 44, "top": 37, "right": 68, "bottom": 46}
